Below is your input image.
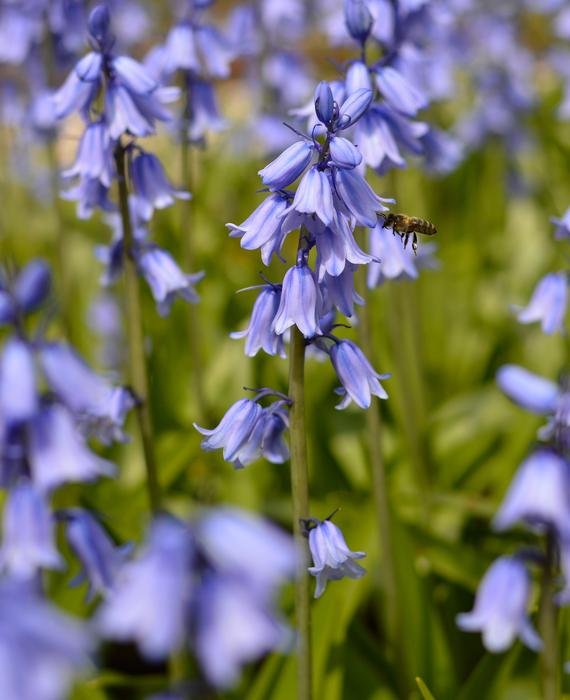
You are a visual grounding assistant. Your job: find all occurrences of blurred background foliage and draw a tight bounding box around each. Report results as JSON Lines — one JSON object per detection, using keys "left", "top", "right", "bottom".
{"left": 1, "top": 4, "right": 569, "bottom": 698}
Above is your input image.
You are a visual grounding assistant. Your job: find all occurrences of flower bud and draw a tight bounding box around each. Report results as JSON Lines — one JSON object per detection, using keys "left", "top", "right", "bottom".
{"left": 344, "top": 0, "right": 373, "bottom": 43}
{"left": 338, "top": 88, "right": 373, "bottom": 129}
{"left": 14, "top": 260, "right": 51, "bottom": 313}
{"left": 314, "top": 81, "right": 335, "bottom": 125}
{"left": 88, "top": 4, "right": 112, "bottom": 48}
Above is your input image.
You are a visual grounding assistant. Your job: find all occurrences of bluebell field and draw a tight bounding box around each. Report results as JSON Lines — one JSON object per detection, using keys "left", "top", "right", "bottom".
{"left": 0, "top": 0, "right": 569, "bottom": 698}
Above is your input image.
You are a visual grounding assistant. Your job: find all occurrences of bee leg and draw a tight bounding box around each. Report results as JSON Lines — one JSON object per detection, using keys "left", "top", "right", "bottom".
{"left": 412, "top": 233, "right": 418, "bottom": 255}
{"left": 403, "top": 232, "right": 410, "bottom": 249}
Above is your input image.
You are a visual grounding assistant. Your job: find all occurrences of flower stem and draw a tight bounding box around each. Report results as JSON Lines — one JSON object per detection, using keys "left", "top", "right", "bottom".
{"left": 114, "top": 143, "right": 161, "bottom": 514}
{"left": 180, "top": 79, "right": 208, "bottom": 425}
{"left": 539, "top": 532, "right": 560, "bottom": 700}
{"left": 288, "top": 322, "right": 312, "bottom": 700}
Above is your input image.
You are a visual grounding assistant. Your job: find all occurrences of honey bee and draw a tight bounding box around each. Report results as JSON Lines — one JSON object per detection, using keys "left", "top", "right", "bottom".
{"left": 381, "top": 213, "right": 437, "bottom": 254}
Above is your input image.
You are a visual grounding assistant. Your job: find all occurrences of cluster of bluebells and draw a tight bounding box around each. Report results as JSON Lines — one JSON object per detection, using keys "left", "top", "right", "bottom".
{"left": 97, "top": 508, "right": 297, "bottom": 689}
{"left": 0, "top": 259, "right": 138, "bottom": 699}
{"left": 456, "top": 214, "right": 570, "bottom": 652}
{"left": 322, "top": 0, "right": 456, "bottom": 289}
{"left": 226, "top": 0, "right": 314, "bottom": 153}
{"left": 195, "top": 79, "right": 389, "bottom": 595}
{"left": 52, "top": 4, "right": 202, "bottom": 316}
{"left": 0, "top": 261, "right": 133, "bottom": 572}
{"left": 145, "top": 0, "right": 235, "bottom": 144}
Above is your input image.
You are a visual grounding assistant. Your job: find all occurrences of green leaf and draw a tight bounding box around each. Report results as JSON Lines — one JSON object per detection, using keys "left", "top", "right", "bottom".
{"left": 416, "top": 677, "right": 437, "bottom": 700}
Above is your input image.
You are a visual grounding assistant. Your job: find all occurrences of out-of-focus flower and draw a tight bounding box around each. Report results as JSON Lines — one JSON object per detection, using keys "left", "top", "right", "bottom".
{"left": 62, "top": 508, "right": 131, "bottom": 601}
{"left": 130, "top": 151, "right": 190, "bottom": 221}
{"left": 137, "top": 246, "right": 203, "bottom": 317}
{"left": 0, "top": 338, "right": 37, "bottom": 426}
{"left": 551, "top": 208, "right": 570, "bottom": 240}
{"left": 493, "top": 449, "right": 570, "bottom": 537}
{"left": 97, "top": 516, "right": 193, "bottom": 659}
{"left": 0, "top": 580, "right": 92, "bottom": 700}
{"left": 307, "top": 519, "right": 366, "bottom": 598}
{"left": 0, "top": 481, "right": 62, "bottom": 578}
{"left": 456, "top": 556, "right": 542, "bottom": 653}
{"left": 514, "top": 272, "right": 568, "bottom": 335}
{"left": 29, "top": 403, "right": 115, "bottom": 493}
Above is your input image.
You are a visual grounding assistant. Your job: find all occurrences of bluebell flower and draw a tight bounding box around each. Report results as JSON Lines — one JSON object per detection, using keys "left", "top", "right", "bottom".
{"left": 337, "top": 87, "right": 373, "bottom": 129}
{"left": 456, "top": 556, "right": 541, "bottom": 653}
{"left": 194, "top": 575, "right": 290, "bottom": 688}
{"left": 0, "top": 338, "right": 37, "bottom": 426}
{"left": 374, "top": 65, "right": 428, "bottom": 117}
{"left": 185, "top": 76, "right": 226, "bottom": 141}
{"left": 63, "top": 508, "right": 131, "bottom": 601}
{"left": 322, "top": 264, "right": 364, "bottom": 317}
{"left": 29, "top": 403, "right": 115, "bottom": 493}
{"left": 344, "top": 0, "right": 373, "bottom": 44}
{"left": 130, "top": 151, "right": 190, "bottom": 221}
{"left": 334, "top": 168, "right": 391, "bottom": 227}
{"left": 272, "top": 260, "right": 321, "bottom": 338}
{"left": 227, "top": 193, "right": 290, "bottom": 265}
{"left": 496, "top": 364, "right": 559, "bottom": 415}
{"left": 54, "top": 5, "right": 178, "bottom": 138}
{"left": 195, "top": 397, "right": 289, "bottom": 468}
{"left": 196, "top": 507, "right": 297, "bottom": 595}
{"left": 330, "top": 340, "right": 389, "bottom": 409}
{"left": 97, "top": 516, "right": 193, "bottom": 659}
{"left": 137, "top": 245, "right": 203, "bottom": 316}
{"left": 61, "top": 177, "right": 115, "bottom": 220}
{"left": 493, "top": 449, "right": 570, "bottom": 538}
{"left": 551, "top": 208, "right": 570, "bottom": 240}
{"left": 0, "top": 579, "right": 92, "bottom": 700}
{"left": 193, "top": 25, "right": 235, "bottom": 79}
{"left": 62, "top": 120, "right": 115, "bottom": 188}
{"left": 419, "top": 127, "right": 463, "bottom": 175}
{"left": 231, "top": 285, "right": 285, "bottom": 357}
{"left": 0, "top": 481, "right": 62, "bottom": 578}
{"left": 258, "top": 406, "right": 290, "bottom": 463}
{"left": 40, "top": 342, "right": 134, "bottom": 444}
{"left": 329, "top": 135, "right": 363, "bottom": 169}
{"left": 259, "top": 141, "right": 314, "bottom": 191}
{"left": 13, "top": 259, "right": 51, "bottom": 313}
{"left": 367, "top": 222, "right": 419, "bottom": 286}
{"left": 313, "top": 215, "right": 371, "bottom": 281}
{"left": 307, "top": 519, "right": 366, "bottom": 598}
{"left": 514, "top": 272, "right": 568, "bottom": 335}
{"left": 314, "top": 81, "right": 335, "bottom": 126}
{"left": 291, "top": 166, "right": 335, "bottom": 225}
{"left": 345, "top": 60, "right": 373, "bottom": 94}
{"left": 194, "top": 398, "right": 264, "bottom": 468}
{"left": 161, "top": 21, "right": 200, "bottom": 75}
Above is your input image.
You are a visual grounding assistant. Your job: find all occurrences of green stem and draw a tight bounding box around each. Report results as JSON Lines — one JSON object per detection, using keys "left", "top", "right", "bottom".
{"left": 539, "top": 532, "right": 560, "bottom": 700}
{"left": 180, "top": 80, "right": 208, "bottom": 425}
{"left": 288, "top": 322, "right": 312, "bottom": 700}
{"left": 357, "top": 272, "right": 404, "bottom": 672}
{"left": 114, "top": 143, "right": 161, "bottom": 514}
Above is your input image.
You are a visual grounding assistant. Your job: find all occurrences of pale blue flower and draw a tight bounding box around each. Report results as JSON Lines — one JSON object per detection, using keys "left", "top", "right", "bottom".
{"left": 272, "top": 260, "right": 321, "bottom": 338}
{"left": 97, "top": 517, "right": 193, "bottom": 659}
{"left": 259, "top": 141, "right": 314, "bottom": 191}
{"left": 456, "top": 556, "right": 541, "bottom": 653}
{"left": 63, "top": 508, "right": 131, "bottom": 601}
{"left": 493, "top": 449, "right": 570, "bottom": 538}
{"left": 515, "top": 272, "right": 568, "bottom": 335}
{"left": 231, "top": 285, "right": 285, "bottom": 357}
{"left": 307, "top": 519, "right": 366, "bottom": 598}
{"left": 330, "top": 340, "right": 389, "bottom": 409}
{"left": 29, "top": 403, "right": 115, "bottom": 493}
{"left": 0, "top": 338, "right": 37, "bottom": 426}
{"left": 0, "top": 481, "right": 62, "bottom": 578}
